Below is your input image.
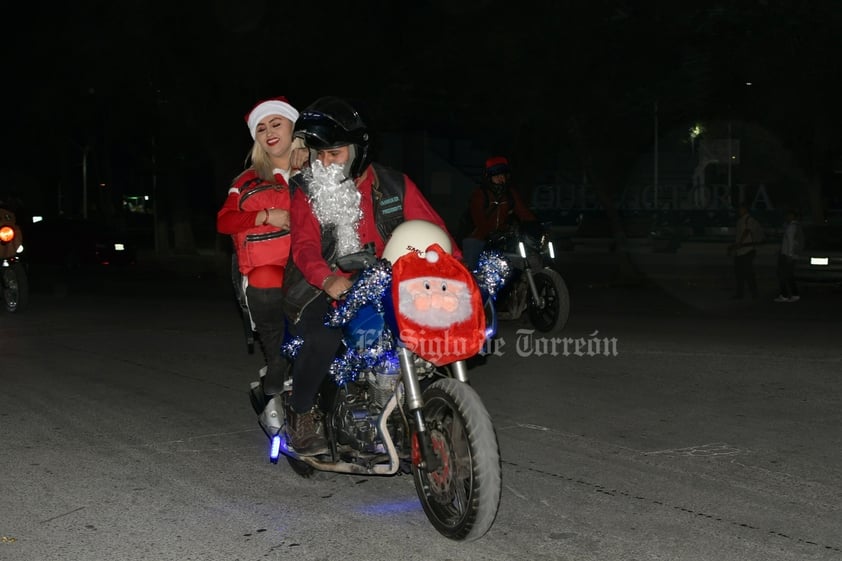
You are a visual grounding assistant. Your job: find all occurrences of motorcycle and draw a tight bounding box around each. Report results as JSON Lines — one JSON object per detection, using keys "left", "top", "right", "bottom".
{"left": 1, "top": 206, "right": 29, "bottom": 313}
{"left": 484, "top": 220, "right": 570, "bottom": 333}
{"left": 249, "top": 221, "right": 506, "bottom": 542}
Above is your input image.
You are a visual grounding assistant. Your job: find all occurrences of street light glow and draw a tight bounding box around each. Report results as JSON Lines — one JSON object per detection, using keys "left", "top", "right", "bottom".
{"left": 689, "top": 124, "right": 703, "bottom": 139}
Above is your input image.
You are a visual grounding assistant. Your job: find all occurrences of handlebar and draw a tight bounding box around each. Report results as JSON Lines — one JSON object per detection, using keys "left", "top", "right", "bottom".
{"left": 336, "top": 242, "right": 377, "bottom": 273}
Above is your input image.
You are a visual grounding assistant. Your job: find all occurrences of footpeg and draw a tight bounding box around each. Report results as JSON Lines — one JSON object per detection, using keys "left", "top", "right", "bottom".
{"left": 259, "top": 395, "right": 284, "bottom": 436}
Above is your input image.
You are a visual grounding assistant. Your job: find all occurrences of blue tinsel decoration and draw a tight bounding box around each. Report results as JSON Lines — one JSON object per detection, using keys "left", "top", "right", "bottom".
{"left": 311, "top": 251, "right": 509, "bottom": 385}
{"left": 329, "top": 330, "right": 398, "bottom": 385}
{"left": 281, "top": 336, "right": 304, "bottom": 360}
{"left": 325, "top": 259, "right": 392, "bottom": 327}
{"left": 474, "top": 250, "right": 512, "bottom": 297}
{"left": 321, "top": 258, "right": 394, "bottom": 384}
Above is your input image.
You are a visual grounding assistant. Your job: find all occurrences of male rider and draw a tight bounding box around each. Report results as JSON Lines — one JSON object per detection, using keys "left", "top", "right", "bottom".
{"left": 461, "top": 155, "right": 537, "bottom": 270}
{"left": 282, "top": 96, "right": 460, "bottom": 455}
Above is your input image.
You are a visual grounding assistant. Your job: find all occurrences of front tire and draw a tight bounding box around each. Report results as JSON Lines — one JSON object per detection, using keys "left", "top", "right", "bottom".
{"left": 526, "top": 268, "right": 569, "bottom": 333}
{"left": 412, "top": 378, "right": 501, "bottom": 541}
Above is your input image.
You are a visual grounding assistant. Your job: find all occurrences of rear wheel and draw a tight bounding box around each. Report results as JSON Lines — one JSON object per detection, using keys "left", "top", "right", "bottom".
{"left": 412, "top": 378, "right": 501, "bottom": 541}
{"left": 526, "top": 268, "right": 569, "bottom": 333}
{"left": 2, "top": 262, "right": 29, "bottom": 313}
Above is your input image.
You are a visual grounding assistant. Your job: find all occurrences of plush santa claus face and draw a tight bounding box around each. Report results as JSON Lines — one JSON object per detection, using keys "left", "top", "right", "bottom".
{"left": 391, "top": 244, "right": 486, "bottom": 366}
{"left": 397, "top": 274, "right": 474, "bottom": 328}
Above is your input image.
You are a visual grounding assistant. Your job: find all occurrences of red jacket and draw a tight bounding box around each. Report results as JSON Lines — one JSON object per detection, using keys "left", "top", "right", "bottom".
{"left": 217, "top": 169, "right": 291, "bottom": 286}
{"left": 468, "top": 184, "right": 537, "bottom": 240}
{"left": 290, "top": 165, "right": 460, "bottom": 289}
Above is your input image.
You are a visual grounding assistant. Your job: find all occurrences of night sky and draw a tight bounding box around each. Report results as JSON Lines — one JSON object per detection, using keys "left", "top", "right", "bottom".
{"left": 3, "top": 1, "right": 841, "bottom": 231}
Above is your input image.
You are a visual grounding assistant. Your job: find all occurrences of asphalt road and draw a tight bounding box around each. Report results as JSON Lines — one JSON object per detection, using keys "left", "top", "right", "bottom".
{"left": 2, "top": 262, "right": 841, "bottom": 561}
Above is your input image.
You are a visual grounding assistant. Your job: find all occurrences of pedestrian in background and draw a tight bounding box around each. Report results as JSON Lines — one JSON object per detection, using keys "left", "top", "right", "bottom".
{"left": 728, "top": 203, "right": 764, "bottom": 300}
{"left": 774, "top": 209, "right": 803, "bottom": 303}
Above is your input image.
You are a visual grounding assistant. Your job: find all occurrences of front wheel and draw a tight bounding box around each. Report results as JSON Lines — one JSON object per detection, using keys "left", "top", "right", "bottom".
{"left": 2, "top": 262, "right": 29, "bottom": 313}
{"left": 526, "top": 268, "right": 569, "bottom": 333}
{"left": 412, "top": 378, "right": 501, "bottom": 541}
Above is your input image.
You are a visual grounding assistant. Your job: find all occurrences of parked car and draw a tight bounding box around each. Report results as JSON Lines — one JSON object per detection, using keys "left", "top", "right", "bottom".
{"left": 24, "top": 216, "right": 137, "bottom": 272}
{"left": 794, "top": 223, "right": 842, "bottom": 285}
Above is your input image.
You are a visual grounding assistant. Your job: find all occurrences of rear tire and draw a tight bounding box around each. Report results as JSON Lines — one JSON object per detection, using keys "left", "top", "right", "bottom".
{"left": 526, "top": 268, "right": 569, "bottom": 333}
{"left": 412, "top": 378, "right": 501, "bottom": 541}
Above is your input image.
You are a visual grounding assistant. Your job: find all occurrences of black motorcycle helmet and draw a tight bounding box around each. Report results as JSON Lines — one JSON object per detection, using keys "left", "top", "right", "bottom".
{"left": 294, "top": 96, "right": 370, "bottom": 179}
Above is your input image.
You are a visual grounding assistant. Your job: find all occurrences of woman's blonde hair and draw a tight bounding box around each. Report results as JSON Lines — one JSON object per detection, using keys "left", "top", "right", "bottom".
{"left": 245, "top": 136, "right": 307, "bottom": 183}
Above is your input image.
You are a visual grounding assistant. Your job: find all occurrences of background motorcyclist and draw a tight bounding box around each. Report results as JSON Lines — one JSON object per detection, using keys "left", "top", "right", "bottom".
{"left": 282, "top": 96, "right": 460, "bottom": 455}
{"left": 461, "top": 155, "right": 537, "bottom": 270}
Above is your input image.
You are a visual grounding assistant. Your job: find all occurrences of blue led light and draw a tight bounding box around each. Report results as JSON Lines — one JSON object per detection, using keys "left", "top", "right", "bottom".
{"left": 270, "top": 435, "right": 281, "bottom": 463}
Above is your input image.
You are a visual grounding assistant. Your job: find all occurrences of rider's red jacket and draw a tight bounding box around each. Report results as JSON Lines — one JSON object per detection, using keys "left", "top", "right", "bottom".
{"left": 290, "top": 164, "right": 461, "bottom": 290}
{"left": 467, "top": 184, "right": 537, "bottom": 240}
{"left": 217, "top": 169, "right": 291, "bottom": 288}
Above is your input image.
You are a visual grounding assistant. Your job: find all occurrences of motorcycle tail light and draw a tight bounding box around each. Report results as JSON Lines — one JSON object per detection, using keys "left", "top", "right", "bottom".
{"left": 0, "top": 226, "right": 14, "bottom": 243}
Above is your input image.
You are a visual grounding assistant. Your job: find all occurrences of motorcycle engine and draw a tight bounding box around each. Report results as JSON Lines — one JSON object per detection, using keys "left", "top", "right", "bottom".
{"left": 334, "top": 361, "right": 400, "bottom": 453}
{"left": 335, "top": 390, "right": 380, "bottom": 452}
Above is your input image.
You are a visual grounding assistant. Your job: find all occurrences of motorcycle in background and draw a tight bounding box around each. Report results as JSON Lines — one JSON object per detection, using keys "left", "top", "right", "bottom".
{"left": 250, "top": 220, "right": 504, "bottom": 542}
{"left": 1, "top": 206, "right": 29, "bottom": 313}
{"left": 483, "top": 220, "right": 570, "bottom": 333}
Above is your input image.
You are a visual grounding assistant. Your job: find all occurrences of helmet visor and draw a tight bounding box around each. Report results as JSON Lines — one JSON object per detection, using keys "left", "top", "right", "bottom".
{"left": 294, "top": 113, "right": 350, "bottom": 150}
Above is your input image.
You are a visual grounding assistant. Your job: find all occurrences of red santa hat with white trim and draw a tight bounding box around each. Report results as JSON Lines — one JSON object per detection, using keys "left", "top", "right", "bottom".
{"left": 244, "top": 96, "right": 299, "bottom": 139}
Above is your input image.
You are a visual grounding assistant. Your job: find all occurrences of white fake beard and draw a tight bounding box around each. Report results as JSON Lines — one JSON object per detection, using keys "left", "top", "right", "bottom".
{"left": 305, "top": 160, "right": 362, "bottom": 256}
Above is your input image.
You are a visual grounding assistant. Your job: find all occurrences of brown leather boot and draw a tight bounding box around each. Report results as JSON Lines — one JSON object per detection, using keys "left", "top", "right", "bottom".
{"left": 288, "top": 407, "right": 328, "bottom": 456}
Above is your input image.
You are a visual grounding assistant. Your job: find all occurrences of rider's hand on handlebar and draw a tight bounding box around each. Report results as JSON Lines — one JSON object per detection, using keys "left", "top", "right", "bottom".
{"left": 322, "top": 274, "right": 353, "bottom": 300}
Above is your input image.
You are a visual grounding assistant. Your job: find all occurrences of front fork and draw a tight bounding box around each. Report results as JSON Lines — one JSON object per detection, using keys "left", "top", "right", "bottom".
{"left": 397, "top": 346, "right": 448, "bottom": 471}
{"left": 523, "top": 267, "right": 543, "bottom": 308}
